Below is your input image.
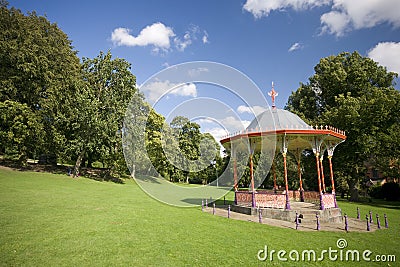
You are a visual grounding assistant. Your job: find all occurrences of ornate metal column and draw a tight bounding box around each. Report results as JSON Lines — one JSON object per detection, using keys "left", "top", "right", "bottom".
{"left": 312, "top": 136, "right": 324, "bottom": 210}
{"left": 249, "top": 140, "right": 256, "bottom": 208}
{"left": 320, "top": 152, "right": 326, "bottom": 193}
{"left": 250, "top": 152, "right": 256, "bottom": 207}
{"left": 327, "top": 143, "right": 340, "bottom": 208}
{"left": 232, "top": 148, "right": 238, "bottom": 205}
{"left": 282, "top": 135, "right": 290, "bottom": 210}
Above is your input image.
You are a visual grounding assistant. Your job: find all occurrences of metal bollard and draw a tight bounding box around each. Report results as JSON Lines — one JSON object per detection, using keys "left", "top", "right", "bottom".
{"left": 316, "top": 214, "right": 320, "bottom": 231}
{"left": 228, "top": 205, "right": 230, "bottom": 219}
{"left": 201, "top": 199, "right": 204, "bottom": 211}
{"left": 205, "top": 199, "right": 208, "bottom": 207}
{"left": 369, "top": 211, "right": 373, "bottom": 224}
{"left": 344, "top": 214, "right": 348, "bottom": 232}
{"left": 357, "top": 207, "right": 360, "bottom": 219}
{"left": 376, "top": 214, "right": 381, "bottom": 229}
{"left": 384, "top": 214, "right": 389, "bottom": 228}
{"left": 213, "top": 203, "right": 215, "bottom": 215}
{"left": 366, "top": 215, "right": 370, "bottom": 231}
{"left": 295, "top": 212, "right": 299, "bottom": 230}
{"left": 258, "top": 209, "right": 262, "bottom": 224}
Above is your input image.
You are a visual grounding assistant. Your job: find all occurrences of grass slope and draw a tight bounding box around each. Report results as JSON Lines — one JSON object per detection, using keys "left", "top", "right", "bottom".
{"left": 0, "top": 168, "right": 399, "bottom": 266}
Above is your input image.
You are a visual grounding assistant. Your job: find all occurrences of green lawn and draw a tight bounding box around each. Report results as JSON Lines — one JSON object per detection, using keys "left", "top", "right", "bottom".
{"left": 0, "top": 168, "right": 399, "bottom": 266}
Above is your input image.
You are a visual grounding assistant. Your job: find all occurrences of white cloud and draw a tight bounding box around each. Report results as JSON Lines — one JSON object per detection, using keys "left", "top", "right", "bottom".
{"left": 205, "top": 127, "right": 228, "bottom": 141}
{"left": 188, "top": 67, "right": 209, "bottom": 77}
{"left": 111, "top": 23, "right": 209, "bottom": 53}
{"left": 221, "top": 116, "right": 251, "bottom": 130}
{"left": 202, "top": 31, "right": 209, "bottom": 44}
{"left": 320, "top": 0, "right": 400, "bottom": 36}
{"left": 237, "top": 105, "right": 267, "bottom": 115}
{"left": 169, "top": 83, "right": 197, "bottom": 97}
{"left": 288, "top": 42, "right": 303, "bottom": 52}
{"left": 140, "top": 80, "right": 197, "bottom": 102}
{"left": 173, "top": 24, "right": 209, "bottom": 51}
{"left": 111, "top": 23, "right": 175, "bottom": 51}
{"left": 174, "top": 32, "right": 192, "bottom": 52}
{"left": 243, "top": 0, "right": 400, "bottom": 37}
{"left": 368, "top": 42, "right": 400, "bottom": 74}
{"left": 243, "top": 0, "right": 331, "bottom": 18}
{"left": 320, "top": 11, "right": 350, "bottom": 36}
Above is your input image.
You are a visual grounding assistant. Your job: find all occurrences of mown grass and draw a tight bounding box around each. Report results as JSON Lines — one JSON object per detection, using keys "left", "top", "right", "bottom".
{"left": 0, "top": 168, "right": 399, "bottom": 266}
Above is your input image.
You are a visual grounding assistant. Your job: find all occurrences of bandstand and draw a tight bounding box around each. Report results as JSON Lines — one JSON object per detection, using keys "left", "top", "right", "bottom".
{"left": 220, "top": 84, "right": 346, "bottom": 222}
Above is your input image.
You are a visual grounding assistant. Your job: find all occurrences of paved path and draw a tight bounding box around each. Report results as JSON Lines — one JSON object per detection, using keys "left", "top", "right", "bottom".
{"left": 203, "top": 205, "right": 381, "bottom": 232}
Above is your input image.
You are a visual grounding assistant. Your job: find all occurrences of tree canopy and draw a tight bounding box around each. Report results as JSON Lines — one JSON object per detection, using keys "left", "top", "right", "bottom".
{"left": 286, "top": 51, "right": 400, "bottom": 200}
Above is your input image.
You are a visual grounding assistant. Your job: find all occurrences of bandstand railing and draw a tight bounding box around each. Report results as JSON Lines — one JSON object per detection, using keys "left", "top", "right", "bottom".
{"left": 235, "top": 190, "right": 337, "bottom": 210}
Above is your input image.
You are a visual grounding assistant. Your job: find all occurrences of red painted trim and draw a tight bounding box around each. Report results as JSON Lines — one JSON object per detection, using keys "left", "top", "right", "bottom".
{"left": 220, "top": 129, "right": 346, "bottom": 144}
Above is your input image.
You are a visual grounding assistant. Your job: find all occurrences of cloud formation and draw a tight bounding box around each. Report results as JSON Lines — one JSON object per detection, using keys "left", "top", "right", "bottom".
{"left": 169, "top": 83, "right": 197, "bottom": 97}
{"left": 243, "top": 0, "right": 330, "bottom": 18}
{"left": 243, "top": 0, "right": 400, "bottom": 36}
{"left": 368, "top": 42, "right": 400, "bottom": 74}
{"left": 111, "top": 23, "right": 208, "bottom": 53}
{"left": 111, "top": 23, "right": 174, "bottom": 51}
{"left": 140, "top": 80, "right": 197, "bottom": 102}
{"left": 237, "top": 105, "right": 267, "bottom": 115}
{"left": 321, "top": 0, "right": 400, "bottom": 36}
{"left": 288, "top": 42, "right": 302, "bottom": 52}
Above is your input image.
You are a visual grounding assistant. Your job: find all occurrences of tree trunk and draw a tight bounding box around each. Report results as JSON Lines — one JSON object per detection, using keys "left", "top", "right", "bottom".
{"left": 72, "top": 149, "right": 85, "bottom": 178}
{"left": 131, "top": 164, "right": 136, "bottom": 178}
{"left": 348, "top": 169, "right": 359, "bottom": 201}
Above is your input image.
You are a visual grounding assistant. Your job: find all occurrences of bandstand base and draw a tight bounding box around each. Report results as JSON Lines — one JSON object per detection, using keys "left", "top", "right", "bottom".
{"left": 231, "top": 202, "right": 342, "bottom": 223}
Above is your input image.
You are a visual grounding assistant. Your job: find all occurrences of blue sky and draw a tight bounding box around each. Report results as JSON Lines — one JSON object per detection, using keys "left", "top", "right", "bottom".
{"left": 10, "top": 0, "right": 400, "bottom": 140}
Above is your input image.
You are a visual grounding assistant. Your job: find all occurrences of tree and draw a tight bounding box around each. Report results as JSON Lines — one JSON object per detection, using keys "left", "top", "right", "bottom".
{"left": 68, "top": 51, "right": 137, "bottom": 177}
{"left": 0, "top": 100, "right": 43, "bottom": 163}
{"left": 0, "top": 5, "right": 81, "bottom": 162}
{"left": 286, "top": 51, "right": 399, "bottom": 201}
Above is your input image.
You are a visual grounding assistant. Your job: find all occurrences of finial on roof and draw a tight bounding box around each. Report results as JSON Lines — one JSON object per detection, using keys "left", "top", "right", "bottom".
{"left": 268, "top": 81, "right": 278, "bottom": 109}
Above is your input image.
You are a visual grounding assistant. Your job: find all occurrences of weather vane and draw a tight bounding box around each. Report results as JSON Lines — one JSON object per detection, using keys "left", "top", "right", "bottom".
{"left": 268, "top": 81, "right": 278, "bottom": 108}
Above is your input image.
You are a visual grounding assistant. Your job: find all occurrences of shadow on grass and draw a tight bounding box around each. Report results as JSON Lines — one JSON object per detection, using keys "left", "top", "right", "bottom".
{"left": 0, "top": 159, "right": 125, "bottom": 184}
{"left": 180, "top": 197, "right": 234, "bottom": 206}
{"left": 135, "top": 175, "right": 162, "bottom": 184}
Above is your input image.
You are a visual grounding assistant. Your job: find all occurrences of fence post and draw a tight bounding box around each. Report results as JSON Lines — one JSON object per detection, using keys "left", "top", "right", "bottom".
{"left": 384, "top": 214, "right": 389, "bottom": 228}
{"left": 376, "top": 214, "right": 381, "bottom": 229}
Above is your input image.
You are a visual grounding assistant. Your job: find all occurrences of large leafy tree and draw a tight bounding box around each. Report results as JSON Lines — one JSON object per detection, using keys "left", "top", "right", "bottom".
{"left": 0, "top": 3, "right": 81, "bottom": 161}
{"left": 0, "top": 101, "right": 43, "bottom": 163}
{"left": 68, "top": 51, "right": 137, "bottom": 177}
{"left": 286, "top": 51, "right": 399, "bottom": 200}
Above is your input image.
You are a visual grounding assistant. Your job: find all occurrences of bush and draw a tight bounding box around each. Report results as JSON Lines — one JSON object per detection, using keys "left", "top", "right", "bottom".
{"left": 368, "top": 184, "right": 383, "bottom": 199}
{"left": 381, "top": 182, "right": 400, "bottom": 201}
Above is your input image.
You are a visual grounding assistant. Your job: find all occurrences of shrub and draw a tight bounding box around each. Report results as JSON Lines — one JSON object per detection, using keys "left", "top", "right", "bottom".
{"left": 368, "top": 184, "right": 383, "bottom": 199}
{"left": 381, "top": 182, "right": 400, "bottom": 201}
